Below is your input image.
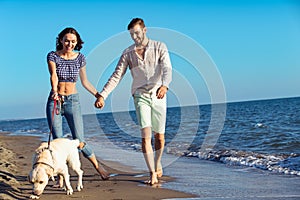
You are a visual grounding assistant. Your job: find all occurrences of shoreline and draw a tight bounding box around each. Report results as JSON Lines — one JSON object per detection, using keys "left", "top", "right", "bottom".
{"left": 0, "top": 132, "right": 196, "bottom": 200}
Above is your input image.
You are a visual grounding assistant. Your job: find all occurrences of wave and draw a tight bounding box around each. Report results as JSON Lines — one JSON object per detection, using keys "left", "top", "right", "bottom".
{"left": 184, "top": 149, "right": 300, "bottom": 176}
{"left": 108, "top": 140, "right": 300, "bottom": 176}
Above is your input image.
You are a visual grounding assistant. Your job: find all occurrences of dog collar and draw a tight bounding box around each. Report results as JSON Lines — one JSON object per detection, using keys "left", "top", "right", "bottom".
{"left": 33, "top": 148, "right": 55, "bottom": 171}
{"left": 33, "top": 162, "right": 54, "bottom": 171}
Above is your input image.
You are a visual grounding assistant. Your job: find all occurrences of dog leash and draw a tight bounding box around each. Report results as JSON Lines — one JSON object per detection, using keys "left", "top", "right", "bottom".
{"left": 48, "top": 99, "right": 58, "bottom": 149}
{"left": 48, "top": 96, "right": 64, "bottom": 149}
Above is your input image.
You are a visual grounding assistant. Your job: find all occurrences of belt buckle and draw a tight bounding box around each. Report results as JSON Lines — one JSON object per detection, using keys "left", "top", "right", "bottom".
{"left": 60, "top": 96, "right": 65, "bottom": 104}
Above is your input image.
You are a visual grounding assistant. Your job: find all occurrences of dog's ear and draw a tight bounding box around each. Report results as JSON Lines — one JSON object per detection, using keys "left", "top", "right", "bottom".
{"left": 35, "top": 142, "right": 48, "bottom": 154}
{"left": 46, "top": 167, "right": 54, "bottom": 179}
{"left": 28, "top": 174, "right": 34, "bottom": 184}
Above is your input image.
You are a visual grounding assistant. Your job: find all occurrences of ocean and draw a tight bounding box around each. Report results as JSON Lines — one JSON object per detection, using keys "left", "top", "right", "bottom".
{"left": 1, "top": 96, "right": 300, "bottom": 199}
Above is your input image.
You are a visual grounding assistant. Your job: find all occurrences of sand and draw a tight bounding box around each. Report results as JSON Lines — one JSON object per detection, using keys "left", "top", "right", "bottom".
{"left": 0, "top": 132, "right": 196, "bottom": 200}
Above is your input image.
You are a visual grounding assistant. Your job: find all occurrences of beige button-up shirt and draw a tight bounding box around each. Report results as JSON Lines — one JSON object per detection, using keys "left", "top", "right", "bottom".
{"left": 99, "top": 39, "right": 172, "bottom": 99}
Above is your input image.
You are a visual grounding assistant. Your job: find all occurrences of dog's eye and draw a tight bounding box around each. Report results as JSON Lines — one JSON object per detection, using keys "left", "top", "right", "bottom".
{"left": 39, "top": 181, "right": 44, "bottom": 184}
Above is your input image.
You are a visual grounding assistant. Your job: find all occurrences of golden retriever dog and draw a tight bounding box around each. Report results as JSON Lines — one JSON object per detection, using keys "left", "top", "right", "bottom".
{"left": 29, "top": 138, "right": 83, "bottom": 199}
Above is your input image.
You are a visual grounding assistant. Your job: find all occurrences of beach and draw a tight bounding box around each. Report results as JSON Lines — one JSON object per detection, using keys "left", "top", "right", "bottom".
{"left": 0, "top": 132, "right": 196, "bottom": 200}
{"left": 1, "top": 97, "right": 300, "bottom": 200}
{"left": 2, "top": 133, "right": 300, "bottom": 200}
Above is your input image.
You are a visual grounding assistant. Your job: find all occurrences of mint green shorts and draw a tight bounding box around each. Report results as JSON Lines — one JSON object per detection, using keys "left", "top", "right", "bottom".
{"left": 133, "top": 94, "right": 167, "bottom": 133}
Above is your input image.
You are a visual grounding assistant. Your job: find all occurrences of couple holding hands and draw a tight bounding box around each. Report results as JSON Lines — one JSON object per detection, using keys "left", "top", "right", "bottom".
{"left": 46, "top": 18, "right": 172, "bottom": 185}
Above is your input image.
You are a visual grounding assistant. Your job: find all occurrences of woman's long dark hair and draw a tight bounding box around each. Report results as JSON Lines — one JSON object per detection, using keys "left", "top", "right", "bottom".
{"left": 56, "top": 27, "right": 84, "bottom": 51}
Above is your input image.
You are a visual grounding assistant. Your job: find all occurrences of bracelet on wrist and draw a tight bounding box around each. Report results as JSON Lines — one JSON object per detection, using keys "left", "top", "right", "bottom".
{"left": 95, "top": 92, "right": 101, "bottom": 98}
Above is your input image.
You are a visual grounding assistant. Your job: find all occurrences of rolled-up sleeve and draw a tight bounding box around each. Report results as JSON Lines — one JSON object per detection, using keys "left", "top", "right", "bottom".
{"left": 99, "top": 51, "right": 129, "bottom": 99}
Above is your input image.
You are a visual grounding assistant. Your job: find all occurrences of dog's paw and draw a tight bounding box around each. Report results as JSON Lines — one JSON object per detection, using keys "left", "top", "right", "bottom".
{"left": 30, "top": 194, "right": 40, "bottom": 199}
{"left": 77, "top": 184, "right": 83, "bottom": 191}
{"left": 66, "top": 188, "right": 73, "bottom": 195}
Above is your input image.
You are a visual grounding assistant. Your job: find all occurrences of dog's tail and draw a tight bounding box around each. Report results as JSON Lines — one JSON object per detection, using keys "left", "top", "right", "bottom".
{"left": 72, "top": 139, "right": 81, "bottom": 148}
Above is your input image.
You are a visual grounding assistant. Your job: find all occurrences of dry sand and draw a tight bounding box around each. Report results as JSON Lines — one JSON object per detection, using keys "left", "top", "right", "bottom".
{"left": 0, "top": 132, "right": 196, "bottom": 200}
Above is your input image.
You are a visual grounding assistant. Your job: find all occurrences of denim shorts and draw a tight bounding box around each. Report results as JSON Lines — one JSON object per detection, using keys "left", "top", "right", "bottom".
{"left": 133, "top": 93, "right": 167, "bottom": 133}
{"left": 46, "top": 92, "right": 94, "bottom": 158}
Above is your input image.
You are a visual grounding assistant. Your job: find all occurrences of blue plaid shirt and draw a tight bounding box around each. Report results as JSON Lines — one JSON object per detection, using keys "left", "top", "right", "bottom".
{"left": 47, "top": 51, "right": 86, "bottom": 82}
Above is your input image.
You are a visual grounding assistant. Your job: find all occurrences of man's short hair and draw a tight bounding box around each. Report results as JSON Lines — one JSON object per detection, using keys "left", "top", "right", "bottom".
{"left": 127, "top": 18, "right": 145, "bottom": 30}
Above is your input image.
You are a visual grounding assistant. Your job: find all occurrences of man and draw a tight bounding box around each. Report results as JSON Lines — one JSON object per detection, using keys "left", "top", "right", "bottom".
{"left": 95, "top": 18, "right": 172, "bottom": 185}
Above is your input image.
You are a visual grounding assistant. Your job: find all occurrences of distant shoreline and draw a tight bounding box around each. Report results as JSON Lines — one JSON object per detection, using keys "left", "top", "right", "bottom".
{"left": 1, "top": 95, "right": 299, "bottom": 121}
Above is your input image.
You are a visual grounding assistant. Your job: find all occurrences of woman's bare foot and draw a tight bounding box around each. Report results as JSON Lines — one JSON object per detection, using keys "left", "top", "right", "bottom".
{"left": 96, "top": 164, "right": 110, "bottom": 180}
{"left": 144, "top": 172, "right": 158, "bottom": 185}
{"left": 87, "top": 154, "right": 110, "bottom": 181}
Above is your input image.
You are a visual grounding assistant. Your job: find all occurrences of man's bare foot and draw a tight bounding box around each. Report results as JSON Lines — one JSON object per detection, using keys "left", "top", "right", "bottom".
{"left": 156, "top": 167, "right": 163, "bottom": 178}
{"left": 144, "top": 172, "right": 158, "bottom": 185}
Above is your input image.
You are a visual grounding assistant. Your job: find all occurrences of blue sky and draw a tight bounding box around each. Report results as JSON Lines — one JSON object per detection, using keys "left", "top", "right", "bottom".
{"left": 0, "top": 0, "right": 299, "bottom": 120}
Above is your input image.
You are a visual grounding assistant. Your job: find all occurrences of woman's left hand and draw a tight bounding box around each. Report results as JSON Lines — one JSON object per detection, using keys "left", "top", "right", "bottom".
{"left": 94, "top": 96, "right": 105, "bottom": 109}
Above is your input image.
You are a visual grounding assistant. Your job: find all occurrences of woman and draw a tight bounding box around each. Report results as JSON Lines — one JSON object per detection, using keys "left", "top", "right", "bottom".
{"left": 46, "top": 27, "right": 109, "bottom": 180}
